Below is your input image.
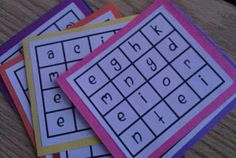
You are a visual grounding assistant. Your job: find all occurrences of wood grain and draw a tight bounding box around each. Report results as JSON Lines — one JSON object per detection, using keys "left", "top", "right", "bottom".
{"left": 0, "top": 0, "right": 235, "bottom": 157}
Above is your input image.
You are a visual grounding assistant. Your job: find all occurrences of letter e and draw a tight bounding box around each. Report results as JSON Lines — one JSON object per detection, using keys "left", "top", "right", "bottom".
{"left": 54, "top": 93, "right": 61, "bottom": 103}
{"left": 178, "top": 94, "right": 187, "bottom": 104}
{"left": 117, "top": 112, "right": 126, "bottom": 122}
{"left": 89, "top": 75, "right": 96, "bottom": 84}
{"left": 57, "top": 117, "right": 64, "bottom": 127}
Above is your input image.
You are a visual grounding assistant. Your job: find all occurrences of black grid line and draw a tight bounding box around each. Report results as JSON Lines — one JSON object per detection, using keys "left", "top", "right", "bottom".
{"left": 89, "top": 145, "right": 93, "bottom": 157}
{"left": 1, "top": 47, "right": 22, "bottom": 64}
{"left": 14, "top": 65, "right": 30, "bottom": 104}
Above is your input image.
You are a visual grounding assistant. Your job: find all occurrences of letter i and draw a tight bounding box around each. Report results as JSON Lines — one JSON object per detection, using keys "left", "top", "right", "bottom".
{"left": 198, "top": 74, "right": 208, "bottom": 86}
{"left": 101, "top": 36, "right": 104, "bottom": 43}
{"left": 138, "top": 92, "right": 147, "bottom": 103}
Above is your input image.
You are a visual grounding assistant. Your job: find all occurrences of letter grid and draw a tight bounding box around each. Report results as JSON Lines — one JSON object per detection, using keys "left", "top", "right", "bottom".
{"left": 74, "top": 13, "right": 225, "bottom": 157}
{"left": 35, "top": 30, "right": 118, "bottom": 138}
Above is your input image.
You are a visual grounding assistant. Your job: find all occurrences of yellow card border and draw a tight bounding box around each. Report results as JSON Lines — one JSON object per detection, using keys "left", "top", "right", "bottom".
{"left": 23, "top": 15, "right": 136, "bottom": 156}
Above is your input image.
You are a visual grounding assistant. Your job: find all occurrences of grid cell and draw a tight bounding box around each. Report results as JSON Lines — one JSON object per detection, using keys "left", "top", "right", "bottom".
{"left": 113, "top": 66, "right": 145, "bottom": 97}
{"left": 143, "top": 102, "right": 177, "bottom": 136}
{"left": 120, "top": 120, "right": 155, "bottom": 156}
{"left": 128, "top": 83, "right": 161, "bottom": 115}
{"left": 98, "top": 48, "right": 131, "bottom": 79}
{"left": 40, "top": 64, "right": 66, "bottom": 90}
{"left": 156, "top": 31, "right": 189, "bottom": 62}
{"left": 36, "top": 43, "right": 64, "bottom": 67}
{"left": 89, "top": 31, "right": 115, "bottom": 51}
{"left": 63, "top": 37, "right": 90, "bottom": 62}
{"left": 75, "top": 65, "right": 109, "bottom": 96}
{"left": 120, "top": 31, "right": 152, "bottom": 62}
{"left": 166, "top": 84, "right": 200, "bottom": 116}
{"left": 46, "top": 109, "right": 76, "bottom": 137}
{"left": 43, "top": 88, "right": 72, "bottom": 113}
{"left": 55, "top": 11, "right": 80, "bottom": 30}
{"left": 90, "top": 83, "right": 123, "bottom": 115}
{"left": 171, "top": 48, "right": 206, "bottom": 79}
{"left": 135, "top": 48, "right": 167, "bottom": 79}
{"left": 150, "top": 66, "right": 183, "bottom": 97}
{"left": 141, "top": 14, "right": 174, "bottom": 45}
{"left": 105, "top": 101, "right": 139, "bottom": 135}
{"left": 187, "top": 65, "right": 224, "bottom": 98}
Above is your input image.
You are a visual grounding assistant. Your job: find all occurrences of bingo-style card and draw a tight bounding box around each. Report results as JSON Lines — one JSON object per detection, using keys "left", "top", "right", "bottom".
{"left": 57, "top": 0, "right": 236, "bottom": 157}
{"left": 0, "top": 5, "right": 121, "bottom": 156}
{"left": 0, "top": 0, "right": 92, "bottom": 110}
{"left": 23, "top": 16, "right": 134, "bottom": 155}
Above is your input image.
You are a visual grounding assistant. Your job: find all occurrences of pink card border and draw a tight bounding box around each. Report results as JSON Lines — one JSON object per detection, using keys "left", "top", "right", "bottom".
{"left": 57, "top": 0, "right": 236, "bottom": 157}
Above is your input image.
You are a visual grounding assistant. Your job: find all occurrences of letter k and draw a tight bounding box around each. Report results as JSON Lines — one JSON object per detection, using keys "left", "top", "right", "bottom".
{"left": 151, "top": 25, "right": 163, "bottom": 36}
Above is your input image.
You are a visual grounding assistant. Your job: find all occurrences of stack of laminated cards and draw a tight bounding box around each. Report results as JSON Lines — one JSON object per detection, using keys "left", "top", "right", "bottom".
{"left": 0, "top": 0, "right": 235, "bottom": 158}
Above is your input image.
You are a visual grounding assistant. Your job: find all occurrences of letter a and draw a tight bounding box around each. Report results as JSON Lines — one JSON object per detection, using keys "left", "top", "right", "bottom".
{"left": 47, "top": 50, "right": 54, "bottom": 59}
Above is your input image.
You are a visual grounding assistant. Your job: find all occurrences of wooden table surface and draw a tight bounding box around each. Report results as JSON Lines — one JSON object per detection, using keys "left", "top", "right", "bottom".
{"left": 0, "top": 0, "right": 235, "bottom": 157}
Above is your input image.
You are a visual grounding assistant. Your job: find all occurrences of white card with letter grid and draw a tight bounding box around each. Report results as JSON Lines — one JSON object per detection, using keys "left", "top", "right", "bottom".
{"left": 57, "top": 0, "right": 236, "bottom": 157}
